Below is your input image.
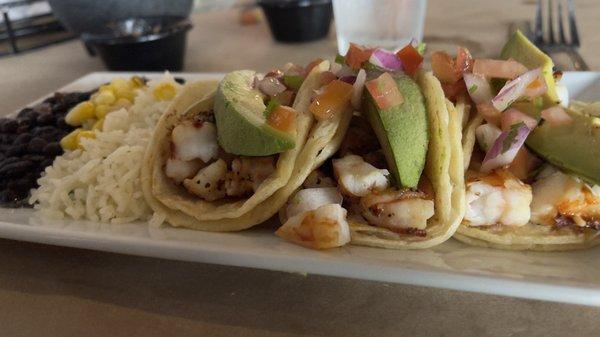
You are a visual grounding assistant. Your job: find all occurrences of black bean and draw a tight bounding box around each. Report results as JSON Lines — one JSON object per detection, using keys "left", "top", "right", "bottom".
{"left": 22, "top": 154, "right": 45, "bottom": 163}
{"left": 36, "top": 113, "right": 55, "bottom": 126}
{"left": 0, "top": 159, "right": 33, "bottom": 176}
{"left": 17, "top": 116, "right": 34, "bottom": 128}
{"left": 17, "top": 108, "right": 34, "bottom": 119}
{"left": 1, "top": 119, "right": 18, "bottom": 133}
{"left": 33, "top": 102, "right": 52, "bottom": 115}
{"left": 0, "top": 156, "right": 20, "bottom": 167}
{"left": 13, "top": 133, "right": 31, "bottom": 145}
{"left": 43, "top": 142, "right": 62, "bottom": 156}
{"left": 40, "top": 158, "right": 54, "bottom": 168}
{"left": 27, "top": 137, "right": 47, "bottom": 154}
{"left": 55, "top": 116, "right": 70, "bottom": 130}
{"left": 7, "top": 178, "right": 34, "bottom": 192}
{"left": 6, "top": 144, "right": 26, "bottom": 157}
{"left": 0, "top": 134, "right": 14, "bottom": 144}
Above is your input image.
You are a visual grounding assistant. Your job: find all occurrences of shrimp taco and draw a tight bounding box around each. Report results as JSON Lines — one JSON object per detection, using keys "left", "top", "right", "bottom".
{"left": 142, "top": 60, "right": 356, "bottom": 231}
{"left": 275, "top": 43, "right": 466, "bottom": 250}
{"left": 448, "top": 31, "right": 600, "bottom": 250}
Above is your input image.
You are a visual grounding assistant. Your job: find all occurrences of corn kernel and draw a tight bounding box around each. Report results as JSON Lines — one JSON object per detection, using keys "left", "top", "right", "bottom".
{"left": 92, "top": 118, "right": 104, "bottom": 131}
{"left": 95, "top": 104, "right": 112, "bottom": 119}
{"left": 111, "top": 78, "right": 135, "bottom": 101}
{"left": 114, "top": 97, "right": 132, "bottom": 109}
{"left": 65, "top": 101, "right": 95, "bottom": 126}
{"left": 153, "top": 83, "right": 176, "bottom": 101}
{"left": 60, "top": 128, "right": 82, "bottom": 150}
{"left": 81, "top": 118, "right": 96, "bottom": 130}
{"left": 94, "top": 90, "right": 116, "bottom": 105}
{"left": 76, "top": 130, "right": 96, "bottom": 149}
{"left": 99, "top": 85, "right": 114, "bottom": 94}
{"left": 131, "top": 76, "right": 145, "bottom": 88}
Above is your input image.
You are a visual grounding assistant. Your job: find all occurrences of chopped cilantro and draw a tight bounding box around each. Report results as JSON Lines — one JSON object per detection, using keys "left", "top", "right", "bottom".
{"left": 335, "top": 54, "right": 346, "bottom": 64}
{"left": 468, "top": 84, "right": 478, "bottom": 94}
{"left": 416, "top": 42, "right": 426, "bottom": 55}
{"left": 264, "top": 99, "right": 280, "bottom": 118}
{"left": 501, "top": 122, "right": 525, "bottom": 153}
{"left": 533, "top": 96, "right": 544, "bottom": 110}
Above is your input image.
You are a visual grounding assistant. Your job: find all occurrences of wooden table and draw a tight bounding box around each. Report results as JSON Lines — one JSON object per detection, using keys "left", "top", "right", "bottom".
{"left": 1, "top": 1, "right": 600, "bottom": 336}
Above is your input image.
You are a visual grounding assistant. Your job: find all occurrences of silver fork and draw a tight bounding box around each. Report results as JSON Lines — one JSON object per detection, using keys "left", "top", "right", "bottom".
{"left": 533, "top": 0, "right": 589, "bottom": 71}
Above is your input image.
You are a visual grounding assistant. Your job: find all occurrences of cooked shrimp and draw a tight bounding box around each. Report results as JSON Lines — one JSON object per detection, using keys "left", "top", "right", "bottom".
{"left": 225, "top": 156, "right": 276, "bottom": 197}
{"left": 333, "top": 154, "right": 389, "bottom": 197}
{"left": 283, "top": 187, "right": 343, "bottom": 222}
{"left": 165, "top": 157, "right": 203, "bottom": 183}
{"left": 360, "top": 189, "right": 434, "bottom": 231}
{"left": 464, "top": 169, "right": 532, "bottom": 227}
{"left": 183, "top": 159, "right": 227, "bottom": 201}
{"left": 171, "top": 121, "right": 218, "bottom": 162}
{"left": 531, "top": 168, "right": 600, "bottom": 228}
{"left": 276, "top": 203, "right": 350, "bottom": 249}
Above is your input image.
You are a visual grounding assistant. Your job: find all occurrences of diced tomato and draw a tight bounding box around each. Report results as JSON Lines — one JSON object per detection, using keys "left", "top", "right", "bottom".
{"left": 396, "top": 44, "right": 423, "bottom": 76}
{"left": 523, "top": 76, "right": 548, "bottom": 98}
{"left": 476, "top": 102, "right": 502, "bottom": 126}
{"left": 501, "top": 108, "right": 538, "bottom": 131}
{"left": 309, "top": 80, "right": 353, "bottom": 120}
{"left": 364, "top": 72, "right": 404, "bottom": 110}
{"left": 319, "top": 71, "right": 338, "bottom": 86}
{"left": 441, "top": 81, "right": 467, "bottom": 102}
{"left": 540, "top": 106, "right": 573, "bottom": 126}
{"left": 345, "top": 43, "right": 374, "bottom": 70}
{"left": 455, "top": 47, "right": 473, "bottom": 74}
{"left": 268, "top": 105, "right": 297, "bottom": 132}
{"left": 508, "top": 147, "right": 542, "bottom": 181}
{"left": 472, "top": 59, "right": 528, "bottom": 79}
{"left": 431, "top": 51, "right": 460, "bottom": 84}
{"left": 303, "top": 58, "right": 324, "bottom": 77}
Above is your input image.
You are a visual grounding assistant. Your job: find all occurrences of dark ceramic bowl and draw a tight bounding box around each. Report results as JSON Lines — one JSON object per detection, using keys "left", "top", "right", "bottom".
{"left": 258, "top": 0, "right": 333, "bottom": 42}
{"left": 81, "top": 16, "right": 192, "bottom": 71}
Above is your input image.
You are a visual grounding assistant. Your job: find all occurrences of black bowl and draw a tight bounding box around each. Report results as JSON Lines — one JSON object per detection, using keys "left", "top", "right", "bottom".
{"left": 81, "top": 16, "right": 192, "bottom": 71}
{"left": 258, "top": 0, "right": 333, "bottom": 43}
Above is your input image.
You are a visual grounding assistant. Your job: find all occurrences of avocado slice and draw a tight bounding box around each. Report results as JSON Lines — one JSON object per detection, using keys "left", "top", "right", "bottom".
{"left": 526, "top": 109, "right": 600, "bottom": 185}
{"left": 214, "top": 70, "right": 295, "bottom": 156}
{"left": 362, "top": 74, "right": 429, "bottom": 188}
{"left": 500, "top": 30, "right": 559, "bottom": 108}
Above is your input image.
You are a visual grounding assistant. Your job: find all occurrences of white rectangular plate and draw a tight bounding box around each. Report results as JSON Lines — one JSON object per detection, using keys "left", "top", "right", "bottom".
{"left": 3, "top": 71, "right": 600, "bottom": 307}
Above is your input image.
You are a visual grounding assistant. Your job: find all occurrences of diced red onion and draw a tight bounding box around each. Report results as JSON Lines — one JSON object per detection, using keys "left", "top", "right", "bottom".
{"left": 463, "top": 73, "right": 493, "bottom": 104}
{"left": 492, "top": 68, "right": 542, "bottom": 112}
{"left": 481, "top": 123, "right": 531, "bottom": 173}
{"left": 369, "top": 48, "right": 404, "bottom": 71}
{"left": 351, "top": 69, "right": 367, "bottom": 109}
{"left": 257, "top": 77, "right": 287, "bottom": 97}
{"left": 475, "top": 123, "right": 502, "bottom": 152}
{"left": 340, "top": 76, "right": 357, "bottom": 84}
{"left": 501, "top": 108, "right": 538, "bottom": 131}
{"left": 540, "top": 106, "right": 573, "bottom": 126}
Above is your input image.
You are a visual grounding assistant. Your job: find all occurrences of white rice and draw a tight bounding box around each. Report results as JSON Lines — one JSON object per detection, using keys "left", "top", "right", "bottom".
{"left": 30, "top": 74, "right": 183, "bottom": 224}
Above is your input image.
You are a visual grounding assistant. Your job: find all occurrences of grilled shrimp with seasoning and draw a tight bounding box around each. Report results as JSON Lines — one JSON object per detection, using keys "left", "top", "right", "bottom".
{"left": 359, "top": 189, "right": 435, "bottom": 232}
{"left": 333, "top": 154, "right": 389, "bottom": 197}
{"left": 464, "top": 169, "right": 532, "bottom": 227}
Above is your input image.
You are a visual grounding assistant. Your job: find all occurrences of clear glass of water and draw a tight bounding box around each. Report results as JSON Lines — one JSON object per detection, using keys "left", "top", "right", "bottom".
{"left": 332, "top": 0, "right": 428, "bottom": 54}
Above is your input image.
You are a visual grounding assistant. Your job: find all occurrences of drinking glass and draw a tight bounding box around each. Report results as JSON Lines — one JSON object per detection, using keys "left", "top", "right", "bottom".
{"left": 332, "top": 0, "right": 427, "bottom": 54}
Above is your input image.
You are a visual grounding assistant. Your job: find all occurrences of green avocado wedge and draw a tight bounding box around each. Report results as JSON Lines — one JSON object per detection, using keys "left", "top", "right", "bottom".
{"left": 214, "top": 70, "right": 295, "bottom": 156}
{"left": 526, "top": 109, "right": 600, "bottom": 185}
{"left": 362, "top": 74, "right": 429, "bottom": 188}
{"left": 500, "top": 30, "right": 559, "bottom": 108}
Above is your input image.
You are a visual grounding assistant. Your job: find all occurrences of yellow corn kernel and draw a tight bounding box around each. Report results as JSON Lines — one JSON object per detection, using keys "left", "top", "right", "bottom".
{"left": 131, "top": 76, "right": 145, "bottom": 88}
{"left": 60, "top": 128, "right": 82, "bottom": 150}
{"left": 65, "top": 101, "right": 95, "bottom": 126}
{"left": 153, "top": 83, "right": 176, "bottom": 101}
{"left": 92, "top": 118, "right": 104, "bottom": 131}
{"left": 99, "top": 85, "right": 114, "bottom": 94}
{"left": 81, "top": 118, "right": 96, "bottom": 130}
{"left": 93, "top": 90, "right": 116, "bottom": 105}
{"left": 113, "top": 97, "right": 132, "bottom": 109}
{"left": 95, "top": 104, "right": 112, "bottom": 119}
{"left": 111, "top": 78, "right": 135, "bottom": 101}
{"left": 76, "top": 130, "right": 96, "bottom": 149}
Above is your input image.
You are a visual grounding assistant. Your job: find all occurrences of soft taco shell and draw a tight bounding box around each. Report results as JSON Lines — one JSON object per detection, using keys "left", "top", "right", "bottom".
{"left": 455, "top": 105, "right": 600, "bottom": 251}
{"left": 348, "top": 71, "right": 466, "bottom": 249}
{"left": 142, "top": 61, "right": 354, "bottom": 231}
